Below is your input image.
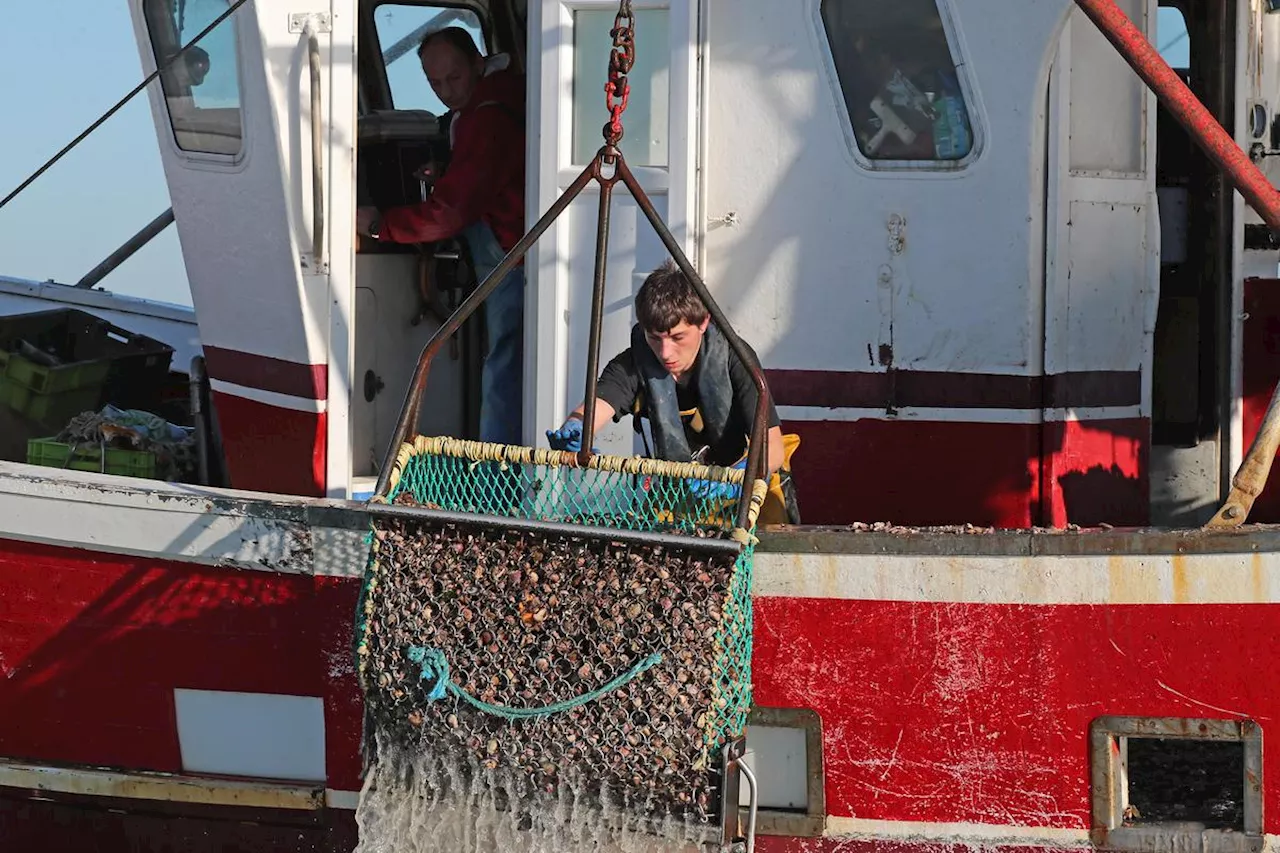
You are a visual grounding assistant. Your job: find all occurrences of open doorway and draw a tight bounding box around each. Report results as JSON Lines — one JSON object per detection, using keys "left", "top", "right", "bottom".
{"left": 1149, "top": 0, "right": 1235, "bottom": 526}
{"left": 351, "top": 1, "right": 527, "bottom": 490}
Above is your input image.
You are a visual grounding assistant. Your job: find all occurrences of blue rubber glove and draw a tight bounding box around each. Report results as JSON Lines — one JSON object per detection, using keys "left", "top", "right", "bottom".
{"left": 687, "top": 458, "right": 747, "bottom": 501}
{"left": 547, "top": 418, "right": 584, "bottom": 452}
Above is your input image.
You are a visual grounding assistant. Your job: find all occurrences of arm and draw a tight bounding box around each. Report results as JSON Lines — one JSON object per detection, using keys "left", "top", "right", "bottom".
{"left": 763, "top": 424, "right": 785, "bottom": 477}
{"left": 375, "top": 106, "right": 522, "bottom": 244}
{"left": 562, "top": 399, "right": 618, "bottom": 434}
{"left": 546, "top": 351, "right": 638, "bottom": 450}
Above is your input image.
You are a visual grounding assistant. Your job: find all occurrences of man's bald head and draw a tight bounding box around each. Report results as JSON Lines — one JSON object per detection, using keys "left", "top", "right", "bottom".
{"left": 418, "top": 27, "right": 485, "bottom": 112}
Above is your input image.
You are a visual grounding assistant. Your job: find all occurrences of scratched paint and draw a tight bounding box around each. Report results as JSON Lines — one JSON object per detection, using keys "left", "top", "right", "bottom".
{"left": 753, "top": 596, "right": 1280, "bottom": 830}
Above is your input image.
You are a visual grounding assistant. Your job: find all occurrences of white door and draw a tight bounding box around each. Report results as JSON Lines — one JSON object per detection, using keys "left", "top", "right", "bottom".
{"left": 525, "top": 0, "right": 701, "bottom": 454}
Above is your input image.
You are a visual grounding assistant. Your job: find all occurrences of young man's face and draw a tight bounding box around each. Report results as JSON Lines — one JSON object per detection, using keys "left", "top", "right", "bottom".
{"left": 644, "top": 317, "right": 710, "bottom": 380}
{"left": 420, "top": 41, "right": 484, "bottom": 112}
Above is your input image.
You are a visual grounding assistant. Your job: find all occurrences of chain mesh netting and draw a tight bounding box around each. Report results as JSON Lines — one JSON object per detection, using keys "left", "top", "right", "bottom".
{"left": 355, "top": 438, "right": 758, "bottom": 831}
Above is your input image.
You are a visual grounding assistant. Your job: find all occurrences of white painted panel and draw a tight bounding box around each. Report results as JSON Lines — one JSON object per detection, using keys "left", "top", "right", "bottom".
{"left": 704, "top": 0, "right": 1067, "bottom": 377}
{"left": 1065, "top": 201, "right": 1152, "bottom": 372}
{"left": 1068, "top": 1, "right": 1145, "bottom": 174}
{"left": 174, "top": 689, "right": 326, "bottom": 782}
{"left": 737, "top": 724, "right": 808, "bottom": 810}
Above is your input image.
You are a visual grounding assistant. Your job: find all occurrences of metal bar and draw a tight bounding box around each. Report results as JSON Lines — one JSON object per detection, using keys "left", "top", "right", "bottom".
{"left": 579, "top": 155, "right": 620, "bottom": 464}
{"left": 615, "top": 157, "right": 771, "bottom": 530}
{"left": 365, "top": 500, "right": 745, "bottom": 557}
{"left": 738, "top": 756, "right": 759, "bottom": 853}
{"left": 1072, "top": 0, "right": 1280, "bottom": 230}
{"left": 372, "top": 160, "right": 599, "bottom": 497}
{"left": 75, "top": 208, "right": 175, "bottom": 289}
{"left": 307, "top": 25, "right": 325, "bottom": 266}
{"left": 0, "top": 0, "right": 252, "bottom": 211}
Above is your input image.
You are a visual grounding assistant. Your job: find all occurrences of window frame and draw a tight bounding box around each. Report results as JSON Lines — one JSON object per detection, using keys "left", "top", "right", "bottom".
{"left": 742, "top": 706, "right": 826, "bottom": 838}
{"left": 365, "top": 0, "right": 493, "bottom": 114}
{"left": 811, "top": 0, "right": 985, "bottom": 174}
{"left": 1089, "top": 716, "right": 1263, "bottom": 853}
{"left": 142, "top": 0, "right": 250, "bottom": 166}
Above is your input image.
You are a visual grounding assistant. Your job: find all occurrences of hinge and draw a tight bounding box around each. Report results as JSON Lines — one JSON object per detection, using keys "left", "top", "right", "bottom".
{"left": 289, "top": 12, "right": 332, "bottom": 34}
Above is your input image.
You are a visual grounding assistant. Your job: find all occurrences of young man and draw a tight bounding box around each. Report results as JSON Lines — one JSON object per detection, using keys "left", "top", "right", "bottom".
{"left": 356, "top": 27, "right": 525, "bottom": 446}
{"left": 547, "top": 261, "right": 786, "bottom": 499}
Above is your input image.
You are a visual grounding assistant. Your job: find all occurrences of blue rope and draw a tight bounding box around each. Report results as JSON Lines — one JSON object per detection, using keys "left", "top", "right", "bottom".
{"left": 405, "top": 645, "right": 663, "bottom": 720}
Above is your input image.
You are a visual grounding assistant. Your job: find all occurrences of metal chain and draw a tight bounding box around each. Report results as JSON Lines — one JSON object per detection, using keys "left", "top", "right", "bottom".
{"left": 603, "top": 0, "right": 636, "bottom": 147}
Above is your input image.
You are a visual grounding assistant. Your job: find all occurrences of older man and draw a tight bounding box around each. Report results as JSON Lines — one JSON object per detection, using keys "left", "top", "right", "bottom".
{"left": 357, "top": 27, "right": 526, "bottom": 446}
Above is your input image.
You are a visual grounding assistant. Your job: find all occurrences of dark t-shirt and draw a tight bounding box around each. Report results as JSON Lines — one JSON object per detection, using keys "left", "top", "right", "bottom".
{"left": 595, "top": 340, "right": 781, "bottom": 466}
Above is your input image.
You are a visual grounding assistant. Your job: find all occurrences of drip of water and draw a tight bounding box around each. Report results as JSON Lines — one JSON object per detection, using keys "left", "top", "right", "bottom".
{"left": 355, "top": 738, "right": 716, "bottom": 853}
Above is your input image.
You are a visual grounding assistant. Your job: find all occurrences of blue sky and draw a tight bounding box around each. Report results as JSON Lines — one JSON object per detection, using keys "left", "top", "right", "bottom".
{"left": 0, "top": 2, "right": 190, "bottom": 306}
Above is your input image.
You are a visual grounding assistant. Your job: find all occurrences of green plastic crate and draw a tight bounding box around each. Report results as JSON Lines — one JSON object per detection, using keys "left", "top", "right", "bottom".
{"left": 26, "top": 437, "right": 157, "bottom": 480}
{"left": 0, "top": 309, "right": 175, "bottom": 414}
{"left": 0, "top": 347, "right": 112, "bottom": 395}
{"left": 0, "top": 377, "right": 103, "bottom": 430}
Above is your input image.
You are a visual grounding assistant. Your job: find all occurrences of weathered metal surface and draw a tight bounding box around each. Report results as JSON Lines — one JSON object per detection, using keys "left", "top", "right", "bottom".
{"left": 0, "top": 761, "right": 323, "bottom": 810}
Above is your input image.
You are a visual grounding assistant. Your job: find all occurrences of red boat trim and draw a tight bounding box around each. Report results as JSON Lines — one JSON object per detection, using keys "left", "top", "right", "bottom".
{"left": 204, "top": 346, "right": 328, "bottom": 401}
{"left": 766, "top": 369, "right": 1141, "bottom": 410}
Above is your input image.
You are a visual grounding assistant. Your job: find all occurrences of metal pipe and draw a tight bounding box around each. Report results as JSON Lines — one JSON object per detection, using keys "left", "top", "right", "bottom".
{"left": 365, "top": 500, "right": 745, "bottom": 557}
{"left": 307, "top": 25, "right": 325, "bottom": 266}
{"left": 616, "top": 156, "right": 772, "bottom": 530}
{"left": 373, "top": 160, "right": 598, "bottom": 498}
{"left": 189, "top": 355, "right": 210, "bottom": 486}
{"left": 579, "top": 155, "right": 619, "bottom": 465}
{"left": 1073, "top": 0, "right": 1280, "bottom": 230}
{"left": 738, "top": 756, "right": 759, "bottom": 853}
{"left": 76, "top": 208, "right": 176, "bottom": 289}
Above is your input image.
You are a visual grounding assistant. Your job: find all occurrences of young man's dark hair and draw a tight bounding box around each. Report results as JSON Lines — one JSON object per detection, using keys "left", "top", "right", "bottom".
{"left": 635, "top": 259, "right": 710, "bottom": 333}
{"left": 417, "top": 26, "right": 483, "bottom": 61}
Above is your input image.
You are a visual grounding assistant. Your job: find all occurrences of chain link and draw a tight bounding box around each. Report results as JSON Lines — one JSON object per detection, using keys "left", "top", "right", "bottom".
{"left": 603, "top": 0, "right": 636, "bottom": 147}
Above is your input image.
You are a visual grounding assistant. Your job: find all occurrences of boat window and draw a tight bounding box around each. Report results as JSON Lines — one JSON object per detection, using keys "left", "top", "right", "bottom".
{"left": 819, "top": 0, "right": 976, "bottom": 164}
{"left": 143, "top": 0, "right": 244, "bottom": 157}
{"left": 1090, "top": 717, "right": 1262, "bottom": 853}
{"left": 570, "top": 8, "right": 670, "bottom": 167}
{"left": 373, "top": 4, "right": 487, "bottom": 114}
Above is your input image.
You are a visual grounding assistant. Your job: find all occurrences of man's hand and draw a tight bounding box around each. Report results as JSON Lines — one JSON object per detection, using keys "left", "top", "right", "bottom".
{"left": 686, "top": 458, "right": 747, "bottom": 501}
{"left": 546, "top": 417, "right": 584, "bottom": 452}
{"left": 356, "top": 206, "right": 380, "bottom": 238}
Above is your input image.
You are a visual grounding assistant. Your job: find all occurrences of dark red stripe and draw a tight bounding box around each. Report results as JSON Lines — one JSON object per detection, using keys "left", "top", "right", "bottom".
{"left": 203, "top": 346, "right": 327, "bottom": 400}
{"left": 766, "top": 369, "right": 1140, "bottom": 410}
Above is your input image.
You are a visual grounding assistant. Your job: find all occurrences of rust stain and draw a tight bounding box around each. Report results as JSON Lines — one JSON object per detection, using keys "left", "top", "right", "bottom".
{"left": 1251, "top": 552, "right": 1265, "bottom": 603}
{"left": 1107, "top": 554, "right": 1139, "bottom": 603}
{"left": 1170, "top": 553, "right": 1188, "bottom": 603}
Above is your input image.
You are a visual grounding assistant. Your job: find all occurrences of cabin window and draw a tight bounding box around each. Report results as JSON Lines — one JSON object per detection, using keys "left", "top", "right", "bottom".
{"left": 571, "top": 9, "right": 670, "bottom": 167}
{"left": 819, "top": 0, "right": 976, "bottom": 165}
{"left": 739, "top": 707, "right": 825, "bottom": 837}
{"left": 373, "top": 4, "right": 488, "bottom": 114}
{"left": 1090, "top": 717, "right": 1262, "bottom": 853}
{"left": 143, "top": 0, "right": 244, "bottom": 157}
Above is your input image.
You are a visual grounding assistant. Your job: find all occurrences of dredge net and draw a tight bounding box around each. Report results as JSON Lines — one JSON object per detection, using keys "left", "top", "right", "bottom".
{"left": 355, "top": 438, "right": 760, "bottom": 849}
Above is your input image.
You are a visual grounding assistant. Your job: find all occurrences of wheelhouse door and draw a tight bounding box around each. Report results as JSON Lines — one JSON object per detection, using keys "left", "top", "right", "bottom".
{"left": 525, "top": 0, "right": 701, "bottom": 454}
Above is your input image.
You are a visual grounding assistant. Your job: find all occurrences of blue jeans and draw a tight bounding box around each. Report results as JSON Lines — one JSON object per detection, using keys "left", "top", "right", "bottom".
{"left": 463, "top": 221, "right": 524, "bottom": 446}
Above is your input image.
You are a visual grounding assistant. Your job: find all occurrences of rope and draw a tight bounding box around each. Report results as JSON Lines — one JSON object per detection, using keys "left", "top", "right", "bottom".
{"left": 407, "top": 645, "right": 663, "bottom": 720}
{"left": 379, "top": 436, "right": 746, "bottom": 500}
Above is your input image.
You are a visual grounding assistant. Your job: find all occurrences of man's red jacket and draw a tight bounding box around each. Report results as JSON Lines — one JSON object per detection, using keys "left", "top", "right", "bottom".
{"left": 379, "top": 60, "right": 526, "bottom": 256}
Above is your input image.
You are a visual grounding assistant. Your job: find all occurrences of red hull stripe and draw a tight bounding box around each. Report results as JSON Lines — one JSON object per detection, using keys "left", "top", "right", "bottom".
{"left": 766, "top": 369, "right": 1141, "bottom": 410}
{"left": 204, "top": 346, "right": 328, "bottom": 401}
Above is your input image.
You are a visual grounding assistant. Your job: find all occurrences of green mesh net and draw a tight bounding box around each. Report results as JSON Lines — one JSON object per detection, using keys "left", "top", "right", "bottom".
{"left": 357, "top": 437, "right": 758, "bottom": 827}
